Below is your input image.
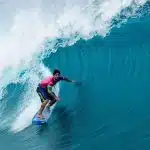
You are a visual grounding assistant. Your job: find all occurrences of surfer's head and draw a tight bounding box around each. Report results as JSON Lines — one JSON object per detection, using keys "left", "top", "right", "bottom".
{"left": 53, "top": 69, "right": 61, "bottom": 79}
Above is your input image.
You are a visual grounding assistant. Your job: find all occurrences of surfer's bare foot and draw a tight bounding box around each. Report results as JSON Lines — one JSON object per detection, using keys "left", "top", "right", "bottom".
{"left": 37, "top": 114, "right": 45, "bottom": 119}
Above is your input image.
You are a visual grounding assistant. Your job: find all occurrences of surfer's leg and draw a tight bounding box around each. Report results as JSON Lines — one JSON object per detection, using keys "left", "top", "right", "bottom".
{"left": 49, "top": 99, "right": 57, "bottom": 107}
{"left": 36, "top": 86, "right": 50, "bottom": 118}
{"left": 46, "top": 99, "right": 57, "bottom": 110}
{"left": 37, "top": 99, "right": 49, "bottom": 118}
{"left": 46, "top": 91, "right": 57, "bottom": 110}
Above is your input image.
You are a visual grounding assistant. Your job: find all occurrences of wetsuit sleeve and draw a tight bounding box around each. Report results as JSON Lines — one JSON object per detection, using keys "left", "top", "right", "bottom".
{"left": 60, "top": 77, "right": 71, "bottom": 82}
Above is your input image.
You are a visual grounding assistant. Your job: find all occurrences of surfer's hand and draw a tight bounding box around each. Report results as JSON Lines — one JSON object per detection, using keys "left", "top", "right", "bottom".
{"left": 72, "top": 80, "right": 76, "bottom": 83}
{"left": 72, "top": 80, "right": 82, "bottom": 86}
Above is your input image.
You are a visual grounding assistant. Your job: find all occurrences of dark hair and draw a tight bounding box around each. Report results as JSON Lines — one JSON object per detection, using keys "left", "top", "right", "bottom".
{"left": 53, "top": 69, "right": 61, "bottom": 75}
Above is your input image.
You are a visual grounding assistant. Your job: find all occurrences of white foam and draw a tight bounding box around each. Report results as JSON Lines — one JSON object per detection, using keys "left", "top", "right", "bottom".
{"left": 0, "top": 0, "right": 147, "bottom": 74}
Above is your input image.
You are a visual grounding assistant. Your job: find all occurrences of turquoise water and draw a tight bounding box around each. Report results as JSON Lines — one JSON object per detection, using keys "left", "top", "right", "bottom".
{"left": 1, "top": 1, "right": 150, "bottom": 150}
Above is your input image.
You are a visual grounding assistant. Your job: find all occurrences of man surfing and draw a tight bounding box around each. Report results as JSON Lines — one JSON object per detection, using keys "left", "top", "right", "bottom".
{"left": 36, "top": 69, "right": 76, "bottom": 119}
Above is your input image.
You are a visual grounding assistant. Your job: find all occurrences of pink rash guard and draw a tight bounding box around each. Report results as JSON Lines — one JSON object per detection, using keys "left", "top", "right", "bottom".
{"left": 40, "top": 76, "right": 68, "bottom": 88}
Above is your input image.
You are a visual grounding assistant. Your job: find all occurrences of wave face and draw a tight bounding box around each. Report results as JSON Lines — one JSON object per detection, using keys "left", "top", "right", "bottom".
{"left": 0, "top": 1, "right": 150, "bottom": 150}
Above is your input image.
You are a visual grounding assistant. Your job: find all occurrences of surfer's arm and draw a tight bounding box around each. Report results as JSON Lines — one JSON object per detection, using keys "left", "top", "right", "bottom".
{"left": 63, "top": 77, "right": 81, "bottom": 86}
{"left": 47, "top": 86, "right": 59, "bottom": 100}
{"left": 64, "top": 78, "right": 76, "bottom": 83}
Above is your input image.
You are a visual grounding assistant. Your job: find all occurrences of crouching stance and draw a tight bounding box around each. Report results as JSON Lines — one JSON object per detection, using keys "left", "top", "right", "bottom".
{"left": 36, "top": 69, "right": 76, "bottom": 119}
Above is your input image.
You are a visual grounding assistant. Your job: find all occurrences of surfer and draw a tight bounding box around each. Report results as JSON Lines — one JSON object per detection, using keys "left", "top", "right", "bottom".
{"left": 36, "top": 69, "right": 76, "bottom": 119}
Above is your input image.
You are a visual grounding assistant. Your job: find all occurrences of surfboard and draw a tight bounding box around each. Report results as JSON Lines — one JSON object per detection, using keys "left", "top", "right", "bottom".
{"left": 32, "top": 107, "right": 53, "bottom": 125}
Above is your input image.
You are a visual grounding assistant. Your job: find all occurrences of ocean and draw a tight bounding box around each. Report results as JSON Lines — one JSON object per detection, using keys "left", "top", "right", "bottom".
{"left": 0, "top": 0, "right": 150, "bottom": 150}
